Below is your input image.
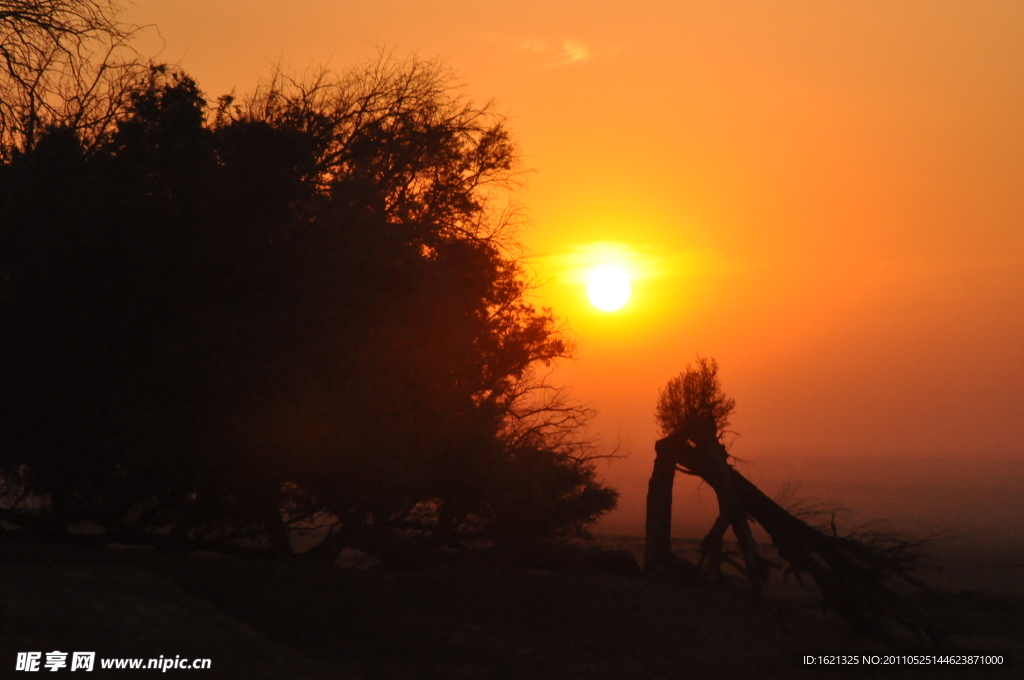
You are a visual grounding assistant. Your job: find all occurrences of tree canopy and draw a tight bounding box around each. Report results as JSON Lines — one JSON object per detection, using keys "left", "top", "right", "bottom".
{"left": 0, "top": 34, "right": 617, "bottom": 557}
{"left": 655, "top": 356, "right": 735, "bottom": 440}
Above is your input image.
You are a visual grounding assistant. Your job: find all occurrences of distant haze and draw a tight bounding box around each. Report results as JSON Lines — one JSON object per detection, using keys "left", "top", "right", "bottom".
{"left": 595, "top": 455, "right": 1024, "bottom": 556}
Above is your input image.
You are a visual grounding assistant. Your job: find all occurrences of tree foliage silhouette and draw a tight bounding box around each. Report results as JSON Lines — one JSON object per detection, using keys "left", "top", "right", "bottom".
{"left": 655, "top": 356, "right": 735, "bottom": 439}
{"left": 1, "top": 44, "right": 616, "bottom": 556}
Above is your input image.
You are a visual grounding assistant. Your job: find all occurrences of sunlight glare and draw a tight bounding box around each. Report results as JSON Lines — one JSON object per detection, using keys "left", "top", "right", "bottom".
{"left": 587, "top": 264, "right": 632, "bottom": 312}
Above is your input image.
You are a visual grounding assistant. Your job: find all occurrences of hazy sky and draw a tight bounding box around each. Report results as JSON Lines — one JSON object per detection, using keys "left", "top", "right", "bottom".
{"left": 124, "top": 1, "right": 1024, "bottom": 530}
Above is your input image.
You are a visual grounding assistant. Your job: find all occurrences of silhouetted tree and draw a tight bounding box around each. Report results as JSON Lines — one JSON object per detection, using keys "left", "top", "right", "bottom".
{"left": 211, "top": 59, "right": 617, "bottom": 554}
{"left": 655, "top": 356, "right": 735, "bottom": 439}
{"left": 645, "top": 357, "right": 935, "bottom": 643}
{"left": 646, "top": 358, "right": 761, "bottom": 584}
{"left": 1, "top": 47, "right": 616, "bottom": 557}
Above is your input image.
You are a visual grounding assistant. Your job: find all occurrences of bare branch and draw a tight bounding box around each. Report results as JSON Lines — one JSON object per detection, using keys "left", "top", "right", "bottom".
{"left": 0, "top": 0, "right": 145, "bottom": 156}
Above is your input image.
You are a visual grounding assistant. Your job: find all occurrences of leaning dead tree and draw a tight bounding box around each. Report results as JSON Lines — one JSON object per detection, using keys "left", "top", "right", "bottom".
{"left": 645, "top": 358, "right": 937, "bottom": 643}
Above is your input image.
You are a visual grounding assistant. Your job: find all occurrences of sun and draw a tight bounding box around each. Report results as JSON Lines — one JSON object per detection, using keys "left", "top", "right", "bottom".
{"left": 587, "top": 264, "right": 632, "bottom": 312}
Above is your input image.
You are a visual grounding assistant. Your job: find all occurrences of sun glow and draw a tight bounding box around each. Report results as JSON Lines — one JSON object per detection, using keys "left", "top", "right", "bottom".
{"left": 539, "top": 240, "right": 686, "bottom": 319}
{"left": 586, "top": 264, "right": 632, "bottom": 311}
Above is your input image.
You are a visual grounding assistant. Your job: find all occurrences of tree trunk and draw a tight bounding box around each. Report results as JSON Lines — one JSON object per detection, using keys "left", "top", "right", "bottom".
{"left": 656, "top": 431, "right": 768, "bottom": 592}
{"left": 643, "top": 444, "right": 677, "bottom": 571}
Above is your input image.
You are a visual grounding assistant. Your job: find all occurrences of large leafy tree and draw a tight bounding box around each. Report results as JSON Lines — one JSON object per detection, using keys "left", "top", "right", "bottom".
{"left": 1, "top": 54, "right": 616, "bottom": 555}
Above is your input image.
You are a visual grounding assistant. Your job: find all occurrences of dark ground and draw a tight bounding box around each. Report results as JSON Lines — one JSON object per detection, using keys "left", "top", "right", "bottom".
{"left": 1, "top": 538, "right": 1021, "bottom": 680}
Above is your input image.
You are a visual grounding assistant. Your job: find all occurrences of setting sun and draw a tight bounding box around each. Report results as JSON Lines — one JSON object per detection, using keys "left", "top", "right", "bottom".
{"left": 586, "top": 264, "right": 632, "bottom": 312}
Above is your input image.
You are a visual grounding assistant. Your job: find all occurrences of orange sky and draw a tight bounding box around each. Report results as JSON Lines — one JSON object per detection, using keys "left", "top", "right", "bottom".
{"left": 125, "top": 1, "right": 1024, "bottom": 535}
